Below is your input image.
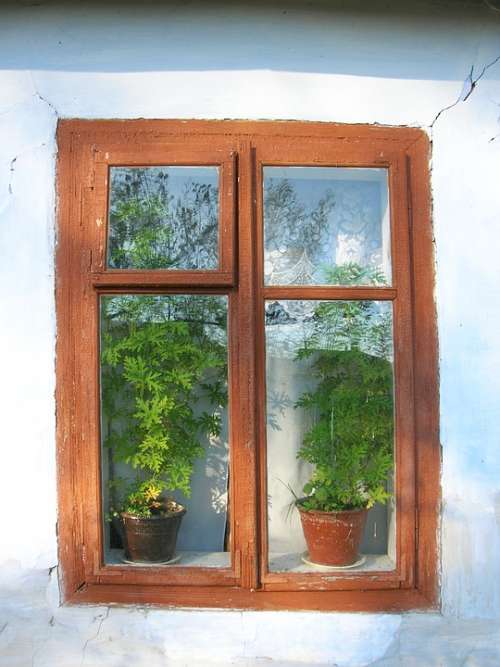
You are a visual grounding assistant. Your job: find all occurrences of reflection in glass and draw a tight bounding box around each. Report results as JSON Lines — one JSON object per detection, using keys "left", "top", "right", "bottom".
{"left": 107, "top": 166, "right": 219, "bottom": 270}
{"left": 100, "top": 295, "right": 229, "bottom": 567}
{"left": 265, "top": 298, "right": 395, "bottom": 572}
{"left": 263, "top": 167, "right": 391, "bottom": 285}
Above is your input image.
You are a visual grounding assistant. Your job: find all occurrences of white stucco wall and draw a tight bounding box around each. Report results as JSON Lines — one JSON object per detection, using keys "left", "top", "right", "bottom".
{"left": 1, "top": 1, "right": 500, "bottom": 664}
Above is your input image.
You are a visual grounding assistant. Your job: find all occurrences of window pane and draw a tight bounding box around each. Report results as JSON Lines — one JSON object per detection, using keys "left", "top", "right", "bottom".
{"left": 265, "top": 299, "right": 395, "bottom": 572}
{"left": 100, "top": 294, "right": 229, "bottom": 567}
{"left": 107, "top": 167, "right": 219, "bottom": 270}
{"left": 263, "top": 167, "right": 391, "bottom": 286}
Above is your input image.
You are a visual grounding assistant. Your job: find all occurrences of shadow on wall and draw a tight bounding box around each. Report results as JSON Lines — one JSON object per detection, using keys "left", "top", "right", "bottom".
{"left": 0, "top": 0, "right": 496, "bottom": 82}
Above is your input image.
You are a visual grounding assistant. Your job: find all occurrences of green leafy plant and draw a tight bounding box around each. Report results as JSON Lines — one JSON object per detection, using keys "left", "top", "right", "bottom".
{"left": 295, "top": 263, "right": 394, "bottom": 512}
{"left": 101, "top": 294, "right": 227, "bottom": 518}
{"left": 102, "top": 169, "right": 227, "bottom": 518}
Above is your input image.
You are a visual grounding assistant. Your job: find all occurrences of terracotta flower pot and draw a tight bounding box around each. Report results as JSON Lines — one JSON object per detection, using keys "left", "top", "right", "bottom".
{"left": 121, "top": 506, "right": 186, "bottom": 563}
{"left": 298, "top": 504, "right": 368, "bottom": 567}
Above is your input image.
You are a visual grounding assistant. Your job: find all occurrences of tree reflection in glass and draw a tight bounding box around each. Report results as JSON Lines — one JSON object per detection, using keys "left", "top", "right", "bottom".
{"left": 107, "top": 166, "right": 219, "bottom": 270}
{"left": 264, "top": 167, "right": 391, "bottom": 286}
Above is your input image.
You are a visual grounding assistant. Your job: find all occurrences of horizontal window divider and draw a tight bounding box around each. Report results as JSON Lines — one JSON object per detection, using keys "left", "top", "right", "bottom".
{"left": 94, "top": 147, "right": 235, "bottom": 167}
{"left": 59, "top": 118, "right": 424, "bottom": 144}
{"left": 262, "top": 286, "right": 397, "bottom": 301}
{"left": 91, "top": 270, "right": 235, "bottom": 289}
{"left": 96, "top": 158, "right": 226, "bottom": 168}
{"left": 95, "top": 287, "right": 234, "bottom": 297}
{"left": 91, "top": 567, "right": 238, "bottom": 588}
{"left": 261, "top": 574, "right": 401, "bottom": 592}
{"left": 260, "top": 159, "right": 391, "bottom": 169}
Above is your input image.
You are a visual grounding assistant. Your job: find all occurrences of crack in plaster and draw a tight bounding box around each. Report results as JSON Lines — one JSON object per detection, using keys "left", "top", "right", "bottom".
{"left": 80, "top": 608, "right": 110, "bottom": 667}
{"left": 8, "top": 157, "right": 17, "bottom": 195}
{"left": 488, "top": 101, "right": 500, "bottom": 142}
{"left": 30, "top": 70, "right": 59, "bottom": 118}
{"left": 1, "top": 86, "right": 57, "bottom": 211}
{"left": 463, "top": 55, "right": 500, "bottom": 102}
{"left": 0, "top": 622, "right": 8, "bottom": 635}
{"left": 430, "top": 54, "right": 500, "bottom": 130}
{"left": 35, "top": 92, "right": 58, "bottom": 118}
{"left": 5, "top": 144, "right": 49, "bottom": 201}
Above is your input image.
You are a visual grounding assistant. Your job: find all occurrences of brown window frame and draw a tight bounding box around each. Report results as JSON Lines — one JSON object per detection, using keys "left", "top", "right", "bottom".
{"left": 56, "top": 119, "right": 439, "bottom": 611}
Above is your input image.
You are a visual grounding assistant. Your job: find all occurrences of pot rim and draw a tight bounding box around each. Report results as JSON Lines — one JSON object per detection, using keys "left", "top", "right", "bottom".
{"left": 121, "top": 505, "right": 186, "bottom": 521}
{"left": 296, "top": 499, "right": 368, "bottom": 516}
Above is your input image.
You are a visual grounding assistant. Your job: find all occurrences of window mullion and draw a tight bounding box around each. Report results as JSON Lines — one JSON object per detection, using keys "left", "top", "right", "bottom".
{"left": 230, "top": 138, "right": 260, "bottom": 589}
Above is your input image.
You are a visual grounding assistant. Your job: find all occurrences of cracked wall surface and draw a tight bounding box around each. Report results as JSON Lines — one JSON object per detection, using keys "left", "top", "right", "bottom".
{"left": 1, "top": 1, "right": 500, "bottom": 665}
{"left": 1, "top": 565, "right": 500, "bottom": 666}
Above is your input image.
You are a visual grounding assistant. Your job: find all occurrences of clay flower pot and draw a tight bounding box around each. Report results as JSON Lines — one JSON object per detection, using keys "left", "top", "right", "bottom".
{"left": 121, "top": 506, "right": 186, "bottom": 563}
{"left": 298, "top": 504, "right": 368, "bottom": 567}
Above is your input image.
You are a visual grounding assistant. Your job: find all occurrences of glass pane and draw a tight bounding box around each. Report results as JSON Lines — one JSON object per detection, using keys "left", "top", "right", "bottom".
{"left": 263, "top": 167, "right": 391, "bottom": 286}
{"left": 107, "top": 166, "right": 219, "bottom": 270}
{"left": 265, "top": 299, "right": 395, "bottom": 572}
{"left": 100, "top": 294, "right": 229, "bottom": 567}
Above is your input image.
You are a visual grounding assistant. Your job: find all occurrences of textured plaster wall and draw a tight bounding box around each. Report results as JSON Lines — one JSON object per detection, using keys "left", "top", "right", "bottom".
{"left": 1, "top": 1, "right": 500, "bottom": 665}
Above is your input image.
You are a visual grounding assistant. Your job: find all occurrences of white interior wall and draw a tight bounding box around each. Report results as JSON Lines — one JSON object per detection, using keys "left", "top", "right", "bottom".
{"left": 1, "top": 1, "right": 500, "bottom": 664}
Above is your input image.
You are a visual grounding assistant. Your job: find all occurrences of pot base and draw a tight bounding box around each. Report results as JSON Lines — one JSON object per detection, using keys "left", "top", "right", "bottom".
{"left": 120, "top": 553, "right": 181, "bottom": 566}
{"left": 300, "top": 552, "right": 366, "bottom": 570}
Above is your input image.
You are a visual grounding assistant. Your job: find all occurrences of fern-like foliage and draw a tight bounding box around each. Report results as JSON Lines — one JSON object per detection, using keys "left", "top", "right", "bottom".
{"left": 102, "top": 294, "right": 228, "bottom": 517}
{"left": 296, "top": 263, "right": 394, "bottom": 512}
{"left": 102, "top": 179, "right": 227, "bottom": 518}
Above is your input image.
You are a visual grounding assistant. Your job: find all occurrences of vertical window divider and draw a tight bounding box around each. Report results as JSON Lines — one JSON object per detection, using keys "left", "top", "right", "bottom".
{"left": 233, "top": 138, "right": 260, "bottom": 589}
{"left": 254, "top": 151, "right": 271, "bottom": 585}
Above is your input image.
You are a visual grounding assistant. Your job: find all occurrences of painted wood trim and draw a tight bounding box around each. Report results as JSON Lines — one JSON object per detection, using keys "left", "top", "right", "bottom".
{"left": 68, "top": 583, "right": 438, "bottom": 612}
{"left": 55, "top": 119, "right": 439, "bottom": 609}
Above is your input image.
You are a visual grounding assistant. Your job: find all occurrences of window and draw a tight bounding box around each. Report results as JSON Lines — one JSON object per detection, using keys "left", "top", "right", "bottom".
{"left": 56, "top": 120, "right": 439, "bottom": 610}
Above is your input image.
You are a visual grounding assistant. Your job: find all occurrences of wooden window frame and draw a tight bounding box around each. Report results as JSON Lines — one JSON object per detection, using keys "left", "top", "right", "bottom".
{"left": 56, "top": 119, "right": 439, "bottom": 611}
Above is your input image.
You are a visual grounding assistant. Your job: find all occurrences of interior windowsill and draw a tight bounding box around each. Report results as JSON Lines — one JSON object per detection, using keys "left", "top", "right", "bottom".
{"left": 268, "top": 552, "right": 396, "bottom": 573}
{"left": 105, "top": 547, "right": 231, "bottom": 568}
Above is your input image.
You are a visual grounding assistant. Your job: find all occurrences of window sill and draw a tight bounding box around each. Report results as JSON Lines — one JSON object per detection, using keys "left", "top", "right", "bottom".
{"left": 67, "top": 582, "right": 438, "bottom": 612}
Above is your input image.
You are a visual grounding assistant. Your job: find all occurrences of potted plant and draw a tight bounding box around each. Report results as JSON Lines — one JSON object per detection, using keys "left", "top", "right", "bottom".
{"left": 101, "top": 293, "right": 227, "bottom": 563}
{"left": 294, "top": 264, "right": 394, "bottom": 567}
{"left": 101, "top": 170, "right": 226, "bottom": 564}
